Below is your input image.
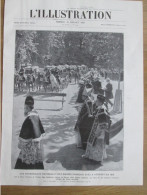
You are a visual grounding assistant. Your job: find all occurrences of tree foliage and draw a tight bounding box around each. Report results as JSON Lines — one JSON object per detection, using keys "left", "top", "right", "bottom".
{"left": 15, "top": 30, "right": 123, "bottom": 70}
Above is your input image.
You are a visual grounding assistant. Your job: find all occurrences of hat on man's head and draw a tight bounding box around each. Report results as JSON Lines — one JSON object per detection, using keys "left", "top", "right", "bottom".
{"left": 25, "top": 95, "right": 34, "bottom": 106}
{"left": 97, "top": 94, "right": 105, "bottom": 102}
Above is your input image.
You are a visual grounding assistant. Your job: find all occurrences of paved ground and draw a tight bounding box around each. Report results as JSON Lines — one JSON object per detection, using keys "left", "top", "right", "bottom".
{"left": 12, "top": 79, "right": 123, "bottom": 171}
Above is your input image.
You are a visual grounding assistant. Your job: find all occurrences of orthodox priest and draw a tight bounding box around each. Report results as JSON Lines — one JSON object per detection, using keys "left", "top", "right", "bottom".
{"left": 76, "top": 80, "right": 85, "bottom": 103}
{"left": 75, "top": 91, "right": 111, "bottom": 163}
{"left": 15, "top": 96, "right": 45, "bottom": 169}
{"left": 83, "top": 94, "right": 111, "bottom": 164}
{"left": 74, "top": 86, "right": 95, "bottom": 149}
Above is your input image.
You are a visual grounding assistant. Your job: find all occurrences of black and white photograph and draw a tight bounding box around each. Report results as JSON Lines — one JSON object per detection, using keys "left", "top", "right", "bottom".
{"left": 12, "top": 30, "right": 124, "bottom": 171}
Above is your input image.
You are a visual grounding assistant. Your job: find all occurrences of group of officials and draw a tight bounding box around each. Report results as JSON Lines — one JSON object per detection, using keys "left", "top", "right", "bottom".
{"left": 14, "top": 75, "right": 113, "bottom": 169}
{"left": 77, "top": 76, "right": 113, "bottom": 107}
{"left": 74, "top": 76, "right": 112, "bottom": 163}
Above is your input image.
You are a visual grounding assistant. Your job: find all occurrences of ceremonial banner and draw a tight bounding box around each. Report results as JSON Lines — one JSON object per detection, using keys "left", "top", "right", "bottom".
{"left": 1, "top": 0, "right": 143, "bottom": 186}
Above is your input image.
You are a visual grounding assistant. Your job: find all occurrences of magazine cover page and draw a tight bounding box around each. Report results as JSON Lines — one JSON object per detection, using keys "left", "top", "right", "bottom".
{"left": 1, "top": 0, "right": 143, "bottom": 186}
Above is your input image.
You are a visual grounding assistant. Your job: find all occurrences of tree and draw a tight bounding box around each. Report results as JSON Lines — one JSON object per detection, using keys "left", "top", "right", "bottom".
{"left": 15, "top": 31, "right": 123, "bottom": 70}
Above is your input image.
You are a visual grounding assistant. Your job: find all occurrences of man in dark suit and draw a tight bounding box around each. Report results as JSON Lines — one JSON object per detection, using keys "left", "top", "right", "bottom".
{"left": 92, "top": 77, "right": 103, "bottom": 95}
{"left": 105, "top": 78, "right": 113, "bottom": 107}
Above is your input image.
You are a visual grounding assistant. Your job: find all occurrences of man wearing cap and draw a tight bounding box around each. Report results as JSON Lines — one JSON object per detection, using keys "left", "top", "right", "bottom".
{"left": 15, "top": 96, "right": 45, "bottom": 169}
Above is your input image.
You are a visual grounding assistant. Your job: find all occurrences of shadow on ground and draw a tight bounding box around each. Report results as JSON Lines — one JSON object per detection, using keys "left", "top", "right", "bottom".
{"left": 45, "top": 140, "right": 123, "bottom": 170}
{"left": 42, "top": 108, "right": 123, "bottom": 170}
{"left": 106, "top": 141, "right": 123, "bottom": 163}
{"left": 41, "top": 114, "right": 77, "bottom": 147}
{"left": 46, "top": 144, "right": 102, "bottom": 170}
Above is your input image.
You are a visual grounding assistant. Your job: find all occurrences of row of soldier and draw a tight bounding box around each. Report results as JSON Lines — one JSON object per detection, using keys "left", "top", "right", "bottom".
{"left": 14, "top": 65, "right": 116, "bottom": 97}
{"left": 14, "top": 66, "right": 83, "bottom": 92}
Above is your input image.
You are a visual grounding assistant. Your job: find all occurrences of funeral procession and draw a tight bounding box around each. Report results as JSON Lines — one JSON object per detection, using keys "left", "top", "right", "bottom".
{"left": 12, "top": 31, "right": 124, "bottom": 171}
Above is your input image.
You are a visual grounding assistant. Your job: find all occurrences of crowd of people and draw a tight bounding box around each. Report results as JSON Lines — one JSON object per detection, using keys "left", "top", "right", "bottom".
{"left": 14, "top": 64, "right": 119, "bottom": 95}
{"left": 14, "top": 91, "right": 112, "bottom": 169}
{"left": 14, "top": 80, "right": 114, "bottom": 169}
{"left": 74, "top": 76, "right": 113, "bottom": 164}
{"left": 14, "top": 64, "right": 117, "bottom": 169}
{"left": 76, "top": 74, "right": 114, "bottom": 109}
{"left": 73, "top": 68, "right": 115, "bottom": 164}
{"left": 14, "top": 64, "right": 87, "bottom": 92}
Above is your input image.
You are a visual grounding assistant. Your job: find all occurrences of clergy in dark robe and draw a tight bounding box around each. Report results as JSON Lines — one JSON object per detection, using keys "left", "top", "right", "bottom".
{"left": 76, "top": 80, "right": 85, "bottom": 103}
{"left": 82, "top": 94, "right": 111, "bottom": 163}
{"left": 75, "top": 87, "right": 95, "bottom": 149}
{"left": 92, "top": 77, "right": 102, "bottom": 94}
{"left": 15, "top": 96, "right": 45, "bottom": 169}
